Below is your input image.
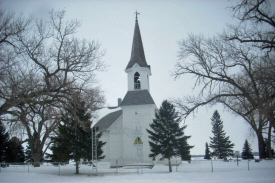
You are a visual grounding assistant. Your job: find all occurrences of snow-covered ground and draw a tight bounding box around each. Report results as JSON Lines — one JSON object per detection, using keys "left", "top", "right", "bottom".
{"left": 1, "top": 159, "right": 275, "bottom": 183}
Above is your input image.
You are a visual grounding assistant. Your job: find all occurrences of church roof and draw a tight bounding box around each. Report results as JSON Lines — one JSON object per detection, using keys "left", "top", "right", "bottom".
{"left": 126, "top": 19, "right": 150, "bottom": 70}
{"left": 94, "top": 109, "right": 122, "bottom": 132}
{"left": 120, "top": 90, "right": 155, "bottom": 106}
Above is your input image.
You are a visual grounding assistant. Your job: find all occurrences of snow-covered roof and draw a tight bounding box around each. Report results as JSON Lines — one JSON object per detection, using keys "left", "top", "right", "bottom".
{"left": 92, "top": 107, "right": 122, "bottom": 132}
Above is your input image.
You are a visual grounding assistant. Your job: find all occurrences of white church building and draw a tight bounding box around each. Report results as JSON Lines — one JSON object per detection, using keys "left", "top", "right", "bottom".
{"left": 94, "top": 16, "right": 170, "bottom": 167}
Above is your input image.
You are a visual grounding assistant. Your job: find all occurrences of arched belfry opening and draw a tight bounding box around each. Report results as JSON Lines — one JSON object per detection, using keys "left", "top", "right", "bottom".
{"left": 134, "top": 72, "right": 141, "bottom": 89}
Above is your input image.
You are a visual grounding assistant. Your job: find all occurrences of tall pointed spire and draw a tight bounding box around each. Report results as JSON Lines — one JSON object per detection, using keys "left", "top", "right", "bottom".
{"left": 126, "top": 13, "right": 150, "bottom": 70}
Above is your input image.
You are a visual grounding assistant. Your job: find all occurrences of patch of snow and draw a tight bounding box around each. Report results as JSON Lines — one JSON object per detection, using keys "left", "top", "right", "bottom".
{"left": 1, "top": 160, "right": 275, "bottom": 183}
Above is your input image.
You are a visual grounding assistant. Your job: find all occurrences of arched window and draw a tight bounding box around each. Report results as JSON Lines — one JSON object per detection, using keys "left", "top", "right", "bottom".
{"left": 134, "top": 137, "right": 143, "bottom": 145}
{"left": 134, "top": 72, "right": 141, "bottom": 89}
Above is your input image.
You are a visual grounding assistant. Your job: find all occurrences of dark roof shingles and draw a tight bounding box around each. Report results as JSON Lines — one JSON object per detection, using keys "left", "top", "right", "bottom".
{"left": 94, "top": 110, "right": 122, "bottom": 132}
{"left": 120, "top": 90, "right": 155, "bottom": 106}
{"left": 126, "top": 20, "right": 149, "bottom": 70}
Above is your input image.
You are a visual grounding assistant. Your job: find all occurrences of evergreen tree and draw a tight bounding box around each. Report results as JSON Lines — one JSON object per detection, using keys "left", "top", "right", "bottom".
{"left": 178, "top": 130, "right": 193, "bottom": 161}
{"left": 204, "top": 142, "right": 211, "bottom": 160}
{"left": 0, "top": 120, "right": 9, "bottom": 162}
{"left": 241, "top": 139, "right": 254, "bottom": 159}
{"left": 85, "top": 126, "right": 106, "bottom": 164}
{"left": 5, "top": 137, "right": 25, "bottom": 162}
{"left": 25, "top": 144, "right": 33, "bottom": 162}
{"left": 92, "top": 128, "right": 106, "bottom": 160}
{"left": 209, "top": 110, "right": 234, "bottom": 159}
{"left": 147, "top": 100, "right": 193, "bottom": 172}
{"left": 48, "top": 100, "right": 105, "bottom": 174}
{"left": 48, "top": 123, "right": 72, "bottom": 163}
{"left": 263, "top": 139, "right": 275, "bottom": 159}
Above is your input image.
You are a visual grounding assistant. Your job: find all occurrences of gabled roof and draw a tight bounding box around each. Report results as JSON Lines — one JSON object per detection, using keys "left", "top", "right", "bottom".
{"left": 94, "top": 109, "right": 122, "bottom": 132}
{"left": 120, "top": 90, "right": 155, "bottom": 106}
{"left": 126, "top": 19, "right": 150, "bottom": 70}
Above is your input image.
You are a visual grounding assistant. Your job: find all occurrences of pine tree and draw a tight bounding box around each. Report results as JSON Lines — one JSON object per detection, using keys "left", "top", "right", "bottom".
{"left": 5, "top": 137, "right": 25, "bottom": 162}
{"left": 48, "top": 100, "right": 105, "bottom": 174}
{"left": 47, "top": 123, "right": 72, "bottom": 163}
{"left": 204, "top": 142, "right": 211, "bottom": 160}
{"left": 25, "top": 144, "right": 33, "bottom": 162}
{"left": 147, "top": 100, "right": 193, "bottom": 172}
{"left": 263, "top": 139, "right": 275, "bottom": 159}
{"left": 93, "top": 128, "right": 106, "bottom": 160}
{"left": 178, "top": 129, "right": 193, "bottom": 161}
{"left": 241, "top": 139, "right": 254, "bottom": 159}
{"left": 0, "top": 120, "right": 9, "bottom": 162}
{"left": 209, "top": 110, "right": 234, "bottom": 159}
{"left": 50, "top": 101, "right": 91, "bottom": 174}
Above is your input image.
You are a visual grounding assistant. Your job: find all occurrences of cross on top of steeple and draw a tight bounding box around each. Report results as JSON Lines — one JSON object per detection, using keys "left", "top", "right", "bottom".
{"left": 135, "top": 11, "right": 140, "bottom": 20}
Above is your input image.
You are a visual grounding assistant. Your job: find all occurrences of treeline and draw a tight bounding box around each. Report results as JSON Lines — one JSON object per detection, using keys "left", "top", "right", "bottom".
{"left": 203, "top": 110, "right": 274, "bottom": 160}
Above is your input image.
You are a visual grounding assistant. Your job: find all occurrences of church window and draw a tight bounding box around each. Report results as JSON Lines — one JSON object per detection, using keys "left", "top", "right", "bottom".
{"left": 134, "top": 72, "right": 141, "bottom": 89}
{"left": 134, "top": 137, "right": 143, "bottom": 145}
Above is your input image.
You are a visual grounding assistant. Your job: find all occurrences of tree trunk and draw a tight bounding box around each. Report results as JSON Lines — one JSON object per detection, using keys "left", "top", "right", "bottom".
{"left": 75, "top": 161, "right": 79, "bottom": 174}
{"left": 266, "top": 110, "right": 275, "bottom": 134}
{"left": 29, "top": 133, "right": 43, "bottom": 167}
{"left": 168, "top": 158, "right": 172, "bottom": 172}
{"left": 32, "top": 154, "right": 41, "bottom": 167}
{"left": 267, "top": 122, "right": 273, "bottom": 158}
{"left": 256, "top": 131, "right": 265, "bottom": 159}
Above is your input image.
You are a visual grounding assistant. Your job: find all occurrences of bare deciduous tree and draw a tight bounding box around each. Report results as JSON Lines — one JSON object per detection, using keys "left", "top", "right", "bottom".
{"left": 0, "top": 9, "right": 106, "bottom": 165}
{"left": 173, "top": 33, "right": 274, "bottom": 158}
{"left": 0, "top": 8, "right": 31, "bottom": 91}
{"left": 173, "top": 0, "right": 275, "bottom": 158}
{"left": 228, "top": 0, "right": 275, "bottom": 50}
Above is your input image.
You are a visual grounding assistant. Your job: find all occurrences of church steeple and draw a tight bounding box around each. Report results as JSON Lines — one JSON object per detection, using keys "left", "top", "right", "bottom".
{"left": 126, "top": 14, "right": 150, "bottom": 70}
{"left": 125, "top": 13, "right": 151, "bottom": 92}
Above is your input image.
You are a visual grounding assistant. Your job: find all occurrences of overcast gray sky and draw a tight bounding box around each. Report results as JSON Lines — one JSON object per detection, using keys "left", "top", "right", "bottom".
{"left": 2, "top": 0, "right": 260, "bottom": 155}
